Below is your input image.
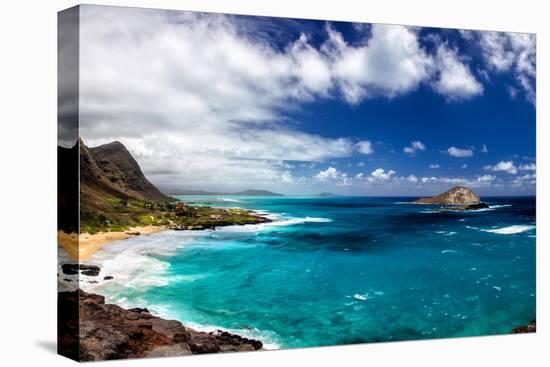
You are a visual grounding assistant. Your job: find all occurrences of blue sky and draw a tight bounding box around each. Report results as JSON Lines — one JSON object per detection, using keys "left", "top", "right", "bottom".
{"left": 79, "top": 5, "right": 536, "bottom": 196}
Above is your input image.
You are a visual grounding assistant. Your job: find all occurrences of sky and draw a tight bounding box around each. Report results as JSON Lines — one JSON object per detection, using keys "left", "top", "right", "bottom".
{"left": 78, "top": 5, "right": 536, "bottom": 196}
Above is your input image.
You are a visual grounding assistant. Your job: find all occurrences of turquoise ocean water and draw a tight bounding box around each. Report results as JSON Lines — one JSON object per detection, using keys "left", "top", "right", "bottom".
{"left": 85, "top": 196, "right": 536, "bottom": 348}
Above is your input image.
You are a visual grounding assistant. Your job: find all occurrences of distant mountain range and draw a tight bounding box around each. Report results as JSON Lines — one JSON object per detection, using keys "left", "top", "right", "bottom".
{"left": 172, "top": 189, "right": 284, "bottom": 197}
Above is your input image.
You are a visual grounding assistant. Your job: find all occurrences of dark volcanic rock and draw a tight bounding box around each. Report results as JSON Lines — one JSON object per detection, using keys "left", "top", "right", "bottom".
{"left": 511, "top": 320, "right": 536, "bottom": 333}
{"left": 80, "top": 265, "right": 100, "bottom": 276}
{"left": 61, "top": 264, "right": 101, "bottom": 276}
{"left": 61, "top": 264, "right": 79, "bottom": 275}
{"left": 415, "top": 186, "right": 481, "bottom": 205}
{"left": 211, "top": 330, "right": 263, "bottom": 352}
{"left": 442, "top": 202, "right": 489, "bottom": 211}
{"left": 168, "top": 215, "right": 271, "bottom": 232}
{"left": 57, "top": 290, "right": 263, "bottom": 361}
{"left": 104, "top": 276, "right": 114, "bottom": 280}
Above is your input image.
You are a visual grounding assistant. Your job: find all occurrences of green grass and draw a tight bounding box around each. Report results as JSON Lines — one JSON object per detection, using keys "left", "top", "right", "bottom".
{"left": 80, "top": 199, "right": 266, "bottom": 234}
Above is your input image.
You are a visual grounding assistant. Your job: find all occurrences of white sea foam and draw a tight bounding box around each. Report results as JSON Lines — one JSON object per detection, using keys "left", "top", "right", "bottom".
{"left": 488, "top": 204, "right": 512, "bottom": 209}
{"left": 482, "top": 225, "right": 536, "bottom": 235}
{"left": 174, "top": 320, "right": 281, "bottom": 350}
{"left": 269, "top": 217, "right": 333, "bottom": 226}
{"left": 468, "top": 208, "right": 495, "bottom": 212}
{"left": 220, "top": 198, "right": 242, "bottom": 203}
{"left": 441, "top": 250, "right": 458, "bottom": 254}
{"left": 217, "top": 215, "right": 333, "bottom": 233}
{"left": 67, "top": 232, "right": 194, "bottom": 294}
{"left": 435, "top": 231, "right": 457, "bottom": 236}
{"left": 353, "top": 293, "right": 369, "bottom": 301}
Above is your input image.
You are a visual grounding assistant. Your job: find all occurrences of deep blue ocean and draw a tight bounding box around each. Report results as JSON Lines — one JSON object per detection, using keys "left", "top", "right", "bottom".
{"left": 88, "top": 196, "right": 536, "bottom": 349}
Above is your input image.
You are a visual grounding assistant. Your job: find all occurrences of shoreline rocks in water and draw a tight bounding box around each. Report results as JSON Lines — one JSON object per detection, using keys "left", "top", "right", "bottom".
{"left": 61, "top": 264, "right": 101, "bottom": 276}
{"left": 58, "top": 289, "right": 263, "bottom": 361}
{"left": 57, "top": 287, "right": 533, "bottom": 362}
{"left": 168, "top": 214, "right": 271, "bottom": 231}
{"left": 441, "top": 202, "right": 489, "bottom": 211}
{"left": 511, "top": 320, "right": 536, "bottom": 333}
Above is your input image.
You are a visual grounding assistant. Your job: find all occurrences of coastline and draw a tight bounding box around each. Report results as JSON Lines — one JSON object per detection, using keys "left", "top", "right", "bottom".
{"left": 58, "top": 225, "right": 168, "bottom": 260}
{"left": 58, "top": 289, "right": 264, "bottom": 361}
{"left": 57, "top": 210, "right": 275, "bottom": 360}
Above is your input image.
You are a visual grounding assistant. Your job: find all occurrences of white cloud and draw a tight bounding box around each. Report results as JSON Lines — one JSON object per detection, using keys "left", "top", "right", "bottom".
{"left": 461, "top": 164, "right": 468, "bottom": 169}
{"left": 433, "top": 45, "right": 483, "bottom": 100}
{"left": 476, "top": 174, "right": 495, "bottom": 183}
{"left": 407, "top": 174, "right": 419, "bottom": 183}
{"left": 357, "top": 162, "right": 365, "bottom": 167}
{"left": 418, "top": 174, "right": 495, "bottom": 188}
{"left": 429, "top": 164, "right": 440, "bottom": 169}
{"left": 481, "top": 144, "right": 488, "bottom": 153}
{"left": 519, "top": 163, "right": 536, "bottom": 171}
{"left": 356, "top": 140, "right": 374, "bottom": 155}
{"left": 404, "top": 140, "right": 426, "bottom": 154}
{"left": 512, "top": 173, "right": 536, "bottom": 186}
{"left": 485, "top": 160, "right": 518, "bottom": 174}
{"left": 477, "top": 31, "right": 535, "bottom": 104}
{"left": 280, "top": 170, "right": 294, "bottom": 184}
{"left": 324, "top": 24, "right": 433, "bottom": 103}
{"left": 315, "top": 167, "right": 347, "bottom": 181}
{"left": 447, "top": 146, "right": 474, "bottom": 157}
{"left": 368, "top": 168, "right": 396, "bottom": 182}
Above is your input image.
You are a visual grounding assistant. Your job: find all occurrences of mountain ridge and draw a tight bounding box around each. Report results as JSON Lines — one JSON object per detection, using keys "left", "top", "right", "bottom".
{"left": 79, "top": 139, "right": 171, "bottom": 213}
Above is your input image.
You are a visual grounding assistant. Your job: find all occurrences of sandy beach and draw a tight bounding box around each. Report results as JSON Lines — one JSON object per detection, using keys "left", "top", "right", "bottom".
{"left": 57, "top": 225, "right": 168, "bottom": 260}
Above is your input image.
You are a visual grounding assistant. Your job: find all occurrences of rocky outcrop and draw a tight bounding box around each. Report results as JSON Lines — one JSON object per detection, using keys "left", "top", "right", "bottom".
{"left": 58, "top": 290, "right": 262, "bottom": 361}
{"left": 79, "top": 139, "right": 172, "bottom": 216}
{"left": 415, "top": 186, "right": 481, "bottom": 205}
{"left": 511, "top": 320, "right": 536, "bottom": 333}
{"left": 441, "top": 202, "right": 489, "bottom": 211}
{"left": 61, "top": 264, "right": 101, "bottom": 276}
{"left": 169, "top": 215, "right": 271, "bottom": 231}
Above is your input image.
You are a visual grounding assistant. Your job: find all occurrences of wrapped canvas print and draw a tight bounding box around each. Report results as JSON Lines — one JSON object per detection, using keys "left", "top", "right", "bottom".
{"left": 57, "top": 4, "right": 536, "bottom": 362}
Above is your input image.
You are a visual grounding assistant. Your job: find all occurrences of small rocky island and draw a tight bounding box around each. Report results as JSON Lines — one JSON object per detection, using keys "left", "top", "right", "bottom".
{"left": 415, "top": 186, "right": 488, "bottom": 211}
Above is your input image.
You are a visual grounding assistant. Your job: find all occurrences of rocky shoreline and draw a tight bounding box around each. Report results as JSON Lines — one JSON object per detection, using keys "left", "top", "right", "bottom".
{"left": 511, "top": 319, "right": 536, "bottom": 334}
{"left": 58, "top": 290, "right": 263, "bottom": 361}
